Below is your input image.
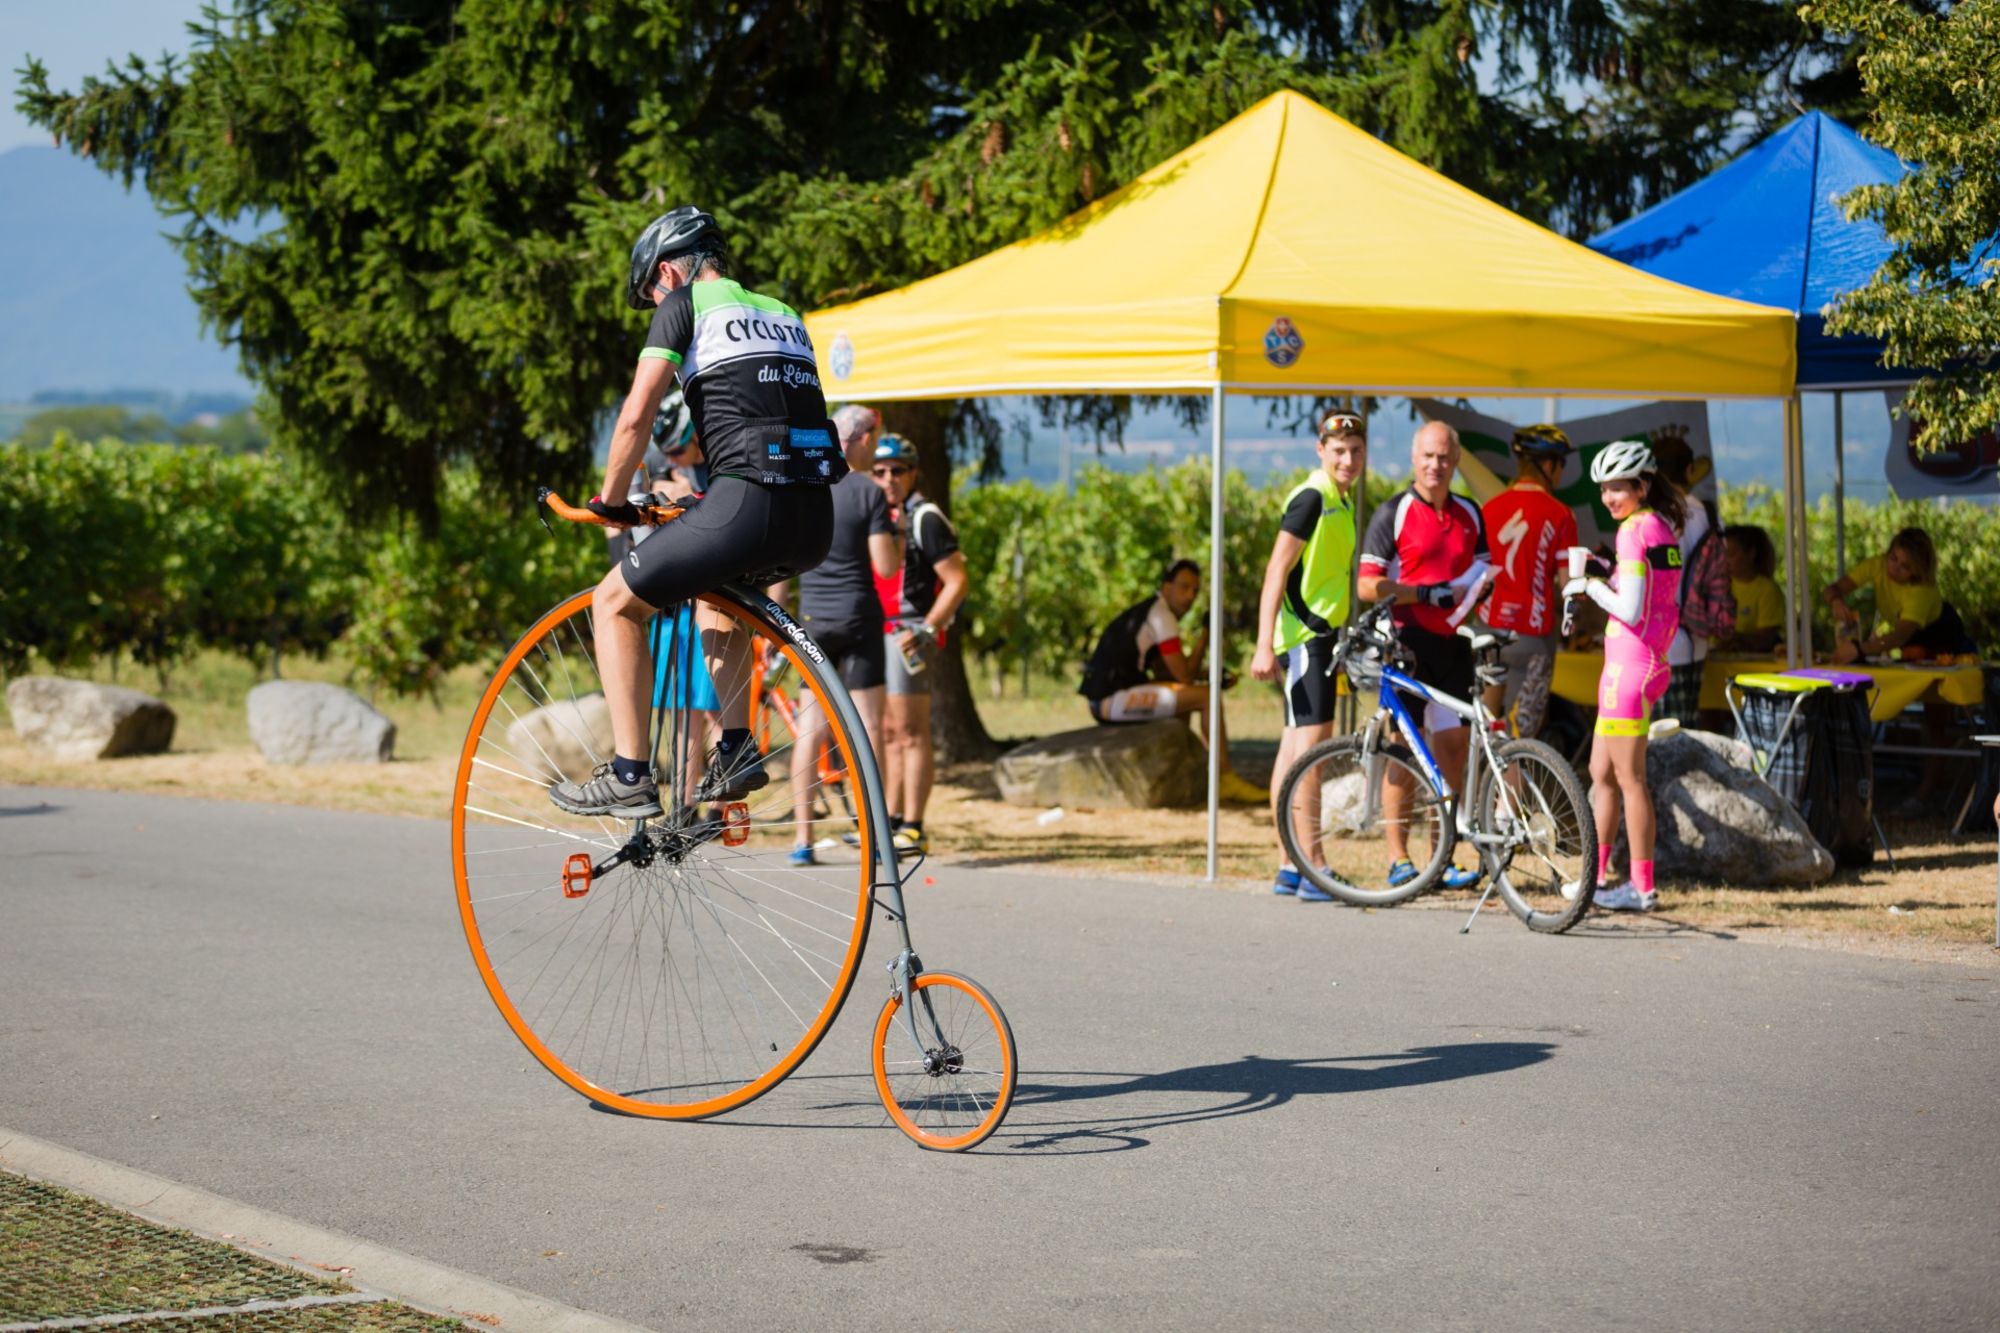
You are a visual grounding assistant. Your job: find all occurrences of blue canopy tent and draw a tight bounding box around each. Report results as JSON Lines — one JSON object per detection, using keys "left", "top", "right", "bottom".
{"left": 1590, "top": 112, "right": 1915, "bottom": 657}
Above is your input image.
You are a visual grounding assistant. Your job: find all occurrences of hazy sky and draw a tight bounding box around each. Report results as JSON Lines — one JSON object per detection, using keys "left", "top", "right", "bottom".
{"left": 2, "top": 1, "right": 211, "bottom": 153}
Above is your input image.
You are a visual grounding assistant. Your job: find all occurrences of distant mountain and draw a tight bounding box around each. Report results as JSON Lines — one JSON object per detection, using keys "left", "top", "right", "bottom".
{"left": 0, "top": 145, "right": 249, "bottom": 401}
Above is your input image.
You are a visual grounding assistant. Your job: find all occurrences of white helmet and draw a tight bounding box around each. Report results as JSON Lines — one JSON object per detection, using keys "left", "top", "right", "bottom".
{"left": 1590, "top": 438, "right": 1656, "bottom": 484}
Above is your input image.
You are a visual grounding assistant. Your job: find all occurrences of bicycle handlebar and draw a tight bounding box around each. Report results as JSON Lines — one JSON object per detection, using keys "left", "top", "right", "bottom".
{"left": 537, "top": 487, "right": 683, "bottom": 530}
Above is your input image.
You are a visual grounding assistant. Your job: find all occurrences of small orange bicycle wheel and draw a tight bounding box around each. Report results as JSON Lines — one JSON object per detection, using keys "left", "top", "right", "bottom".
{"left": 452, "top": 585, "right": 877, "bottom": 1119}
{"left": 871, "top": 971, "right": 1017, "bottom": 1151}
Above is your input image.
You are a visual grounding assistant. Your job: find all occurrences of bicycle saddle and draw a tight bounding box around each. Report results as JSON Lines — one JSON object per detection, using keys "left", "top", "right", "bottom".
{"left": 1457, "top": 625, "right": 1515, "bottom": 654}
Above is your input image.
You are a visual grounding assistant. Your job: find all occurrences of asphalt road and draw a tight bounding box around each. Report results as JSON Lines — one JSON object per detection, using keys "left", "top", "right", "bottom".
{"left": 3, "top": 785, "right": 1997, "bottom": 1330}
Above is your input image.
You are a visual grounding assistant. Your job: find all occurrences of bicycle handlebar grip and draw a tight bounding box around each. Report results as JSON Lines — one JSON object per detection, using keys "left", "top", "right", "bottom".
{"left": 540, "top": 490, "right": 682, "bottom": 528}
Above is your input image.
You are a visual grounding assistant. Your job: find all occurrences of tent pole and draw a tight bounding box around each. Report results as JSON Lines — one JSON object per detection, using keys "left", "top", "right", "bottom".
{"left": 1207, "top": 385, "right": 1225, "bottom": 882}
{"left": 1782, "top": 395, "right": 1808, "bottom": 667}
{"left": 1832, "top": 390, "right": 1846, "bottom": 577}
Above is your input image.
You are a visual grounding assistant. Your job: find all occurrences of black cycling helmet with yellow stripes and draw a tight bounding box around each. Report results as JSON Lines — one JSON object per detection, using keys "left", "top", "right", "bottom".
{"left": 1510, "top": 423, "right": 1573, "bottom": 458}
{"left": 626, "top": 206, "right": 725, "bottom": 310}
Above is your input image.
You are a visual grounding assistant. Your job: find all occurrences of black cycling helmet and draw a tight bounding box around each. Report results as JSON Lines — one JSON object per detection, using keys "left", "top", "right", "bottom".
{"left": 1510, "top": 423, "right": 1573, "bottom": 458}
{"left": 626, "top": 206, "right": 724, "bottom": 310}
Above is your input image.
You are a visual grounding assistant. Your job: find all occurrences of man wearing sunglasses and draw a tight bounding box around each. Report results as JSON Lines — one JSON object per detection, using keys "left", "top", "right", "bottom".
{"left": 782, "top": 403, "right": 901, "bottom": 864}
{"left": 1251, "top": 408, "right": 1366, "bottom": 900}
{"left": 867, "top": 433, "right": 969, "bottom": 855}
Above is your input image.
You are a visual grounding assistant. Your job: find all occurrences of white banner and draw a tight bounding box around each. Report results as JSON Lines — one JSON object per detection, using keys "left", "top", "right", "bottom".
{"left": 1412, "top": 398, "right": 1716, "bottom": 552}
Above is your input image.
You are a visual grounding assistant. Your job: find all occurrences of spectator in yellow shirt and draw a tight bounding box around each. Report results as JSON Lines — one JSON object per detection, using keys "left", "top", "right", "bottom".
{"left": 1719, "top": 524, "right": 1784, "bottom": 654}
{"left": 1823, "top": 527, "right": 1944, "bottom": 664}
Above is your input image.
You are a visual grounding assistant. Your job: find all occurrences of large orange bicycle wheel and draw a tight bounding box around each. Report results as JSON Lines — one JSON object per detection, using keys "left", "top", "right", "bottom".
{"left": 451, "top": 586, "right": 878, "bottom": 1119}
{"left": 871, "top": 971, "right": 1017, "bottom": 1151}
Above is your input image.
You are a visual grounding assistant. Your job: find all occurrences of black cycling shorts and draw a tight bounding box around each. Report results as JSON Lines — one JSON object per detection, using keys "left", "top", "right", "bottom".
{"left": 1399, "top": 622, "right": 1474, "bottom": 723}
{"left": 1281, "top": 636, "right": 1340, "bottom": 728}
{"left": 621, "top": 475, "right": 833, "bottom": 609}
{"left": 801, "top": 619, "right": 887, "bottom": 692}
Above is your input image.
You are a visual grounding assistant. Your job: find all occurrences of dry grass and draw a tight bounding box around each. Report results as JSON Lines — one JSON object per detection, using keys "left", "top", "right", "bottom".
{"left": 5, "top": 653, "right": 1996, "bottom": 965}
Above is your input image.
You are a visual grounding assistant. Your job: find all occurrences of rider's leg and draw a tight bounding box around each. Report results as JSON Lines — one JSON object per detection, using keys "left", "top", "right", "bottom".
{"left": 1382, "top": 760, "right": 1414, "bottom": 863}
{"left": 900, "top": 691, "right": 937, "bottom": 824}
{"left": 595, "top": 563, "right": 660, "bottom": 764}
{"left": 792, "top": 693, "right": 824, "bottom": 849}
{"left": 1429, "top": 721, "right": 1469, "bottom": 799}
{"left": 695, "top": 600, "right": 750, "bottom": 732}
{"left": 1610, "top": 733, "right": 1653, "bottom": 864}
{"left": 1274, "top": 721, "right": 1334, "bottom": 868}
{"left": 880, "top": 694, "right": 909, "bottom": 821}
{"left": 1588, "top": 731, "right": 1619, "bottom": 885}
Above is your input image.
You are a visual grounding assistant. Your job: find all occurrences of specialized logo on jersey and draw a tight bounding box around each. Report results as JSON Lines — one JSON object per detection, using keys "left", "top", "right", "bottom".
{"left": 829, "top": 332, "right": 855, "bottom": 381}
{"left": 1263, "top": 317, "right": 1304, "bottom": 368}
{"left": 1496, "top": 510, "right": 1530, "bottom": 579}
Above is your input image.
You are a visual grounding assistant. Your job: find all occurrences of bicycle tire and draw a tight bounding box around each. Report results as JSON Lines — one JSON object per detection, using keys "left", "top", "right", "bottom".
{"left": 1473, "top": 738, "right": 1596, "bottom": 934}
{"left": 451, "top": 585, "right": 878, "bottom": 1119}
{"left": 871, "top": 971, "right": 1017, "bottom": 1151}
{"left": 1278, "top": 735, "right": 1453, "bottom": 906}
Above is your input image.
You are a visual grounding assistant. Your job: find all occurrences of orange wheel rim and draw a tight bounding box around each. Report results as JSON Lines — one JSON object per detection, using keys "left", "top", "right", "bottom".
{"left": 452, "top": 588, "right": 873, "bottom": 1119}
{"left": 872, "top": 975, "right": 1015, "bottom": 1150}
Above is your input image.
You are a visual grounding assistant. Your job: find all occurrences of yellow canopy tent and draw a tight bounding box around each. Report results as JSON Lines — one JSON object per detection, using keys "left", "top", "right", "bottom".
{"left": 804, "top": 90, "right": 1800, "bottom": 876}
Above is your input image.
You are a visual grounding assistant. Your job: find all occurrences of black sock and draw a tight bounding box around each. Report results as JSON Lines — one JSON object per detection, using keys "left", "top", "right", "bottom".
{"left": 889, "top": 815, "right": 905, "bottom": 831}
{"left": 716, "top": 727, "right": 754, "bottom": 758}
{"left": 612, "top": 754, "right": 649, "bottom": 785}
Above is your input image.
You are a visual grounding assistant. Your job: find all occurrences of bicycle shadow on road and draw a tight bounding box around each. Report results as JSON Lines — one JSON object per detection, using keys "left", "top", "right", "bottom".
{"left": 713, "top": 1041, "right": 1557, "bottom": 1155}
{"left": 986, "top": 1042, "right": 1556, "bottom": 1155}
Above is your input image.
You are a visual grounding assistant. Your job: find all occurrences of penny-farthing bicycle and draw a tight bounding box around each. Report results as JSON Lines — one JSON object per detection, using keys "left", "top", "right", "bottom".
{"left": 449, "top": 491, "right": 1016, "bottom": 1150}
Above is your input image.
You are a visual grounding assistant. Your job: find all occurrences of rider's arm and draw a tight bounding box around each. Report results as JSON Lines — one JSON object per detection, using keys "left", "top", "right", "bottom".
{"left": 1356, "top": 501, "right": 1413, "bottom": 604}
{"left": 604, "top": 355, "right": 677, "bottom": 505}
{"left": 1157, "top": 642, "right": 1195, "bottom": 685}
{"left": 1254, "top": 530, "right": 1306, "bottom": 668}
{"left": 1582, "top": 559, "right": 1646, "bottom": 627}
{"left": 926, "top": 551, "right": 970, "bottom": 633}
{"left": 868, "top": 532, "right": 901, "bottom": 579}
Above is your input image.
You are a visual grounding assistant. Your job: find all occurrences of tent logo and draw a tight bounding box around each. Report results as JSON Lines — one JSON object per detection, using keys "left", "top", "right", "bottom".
{"left": 829, "top": 333, "right": 855, "bottom": 380}
{"left": 1263, "top": 317, "right": 1303, "bottom": 368}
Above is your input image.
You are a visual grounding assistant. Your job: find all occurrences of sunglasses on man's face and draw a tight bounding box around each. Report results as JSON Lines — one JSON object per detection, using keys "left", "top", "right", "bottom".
{"left": 1320, "top": 413, "right": 1363, "bottom": 438}
{"left": 873, "top": 465, "right": 914, "bottom": 478}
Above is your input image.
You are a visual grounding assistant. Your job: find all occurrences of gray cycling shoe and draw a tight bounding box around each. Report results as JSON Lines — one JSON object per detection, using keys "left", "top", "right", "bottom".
{"left": 549, "top": 763, "right": 663, "bottom": 819}
{"left": 693, "top": 747, "right": 769, "bottom": 802}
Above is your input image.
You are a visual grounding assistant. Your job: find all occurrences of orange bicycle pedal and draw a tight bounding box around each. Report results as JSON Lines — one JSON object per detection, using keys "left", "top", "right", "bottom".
{"left": 561, "top": 853, "right": 593, "bottom": 898}
{"left": 722, "top": 803, "right": 751, "bottom": 846}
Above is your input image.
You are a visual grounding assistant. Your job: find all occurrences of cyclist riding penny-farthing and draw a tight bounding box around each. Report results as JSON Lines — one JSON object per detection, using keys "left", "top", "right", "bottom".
{"left": 549, "top": 206, "right": 846, "bottom": 820}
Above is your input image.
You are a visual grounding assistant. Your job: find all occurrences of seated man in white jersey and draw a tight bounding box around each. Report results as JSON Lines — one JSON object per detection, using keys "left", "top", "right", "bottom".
{"left": 1078, "top": 560, "right": 1265, "bottom": 804}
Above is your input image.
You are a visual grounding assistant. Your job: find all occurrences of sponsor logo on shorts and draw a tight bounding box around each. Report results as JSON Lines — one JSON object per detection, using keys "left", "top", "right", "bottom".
{"left": 1263, "top": 316, "right": 1303, "bottom": 368}
{"left": 628, "top": 551, "right": 640, "bottom": 567}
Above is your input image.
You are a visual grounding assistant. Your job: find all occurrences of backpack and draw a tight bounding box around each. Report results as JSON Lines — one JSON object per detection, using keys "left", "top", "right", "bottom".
{"left": 1677, "top": 506, "right": 1735, "bottom": 641}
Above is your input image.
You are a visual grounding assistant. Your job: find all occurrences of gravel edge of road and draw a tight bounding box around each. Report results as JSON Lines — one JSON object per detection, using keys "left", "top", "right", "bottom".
{"left": 0, "top": 1127, "right": 650, "bottom": 1333}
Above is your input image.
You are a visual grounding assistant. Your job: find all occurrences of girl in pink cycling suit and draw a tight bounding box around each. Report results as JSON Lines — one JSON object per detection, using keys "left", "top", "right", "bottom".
{"left": 1562, "top": 439, "right": 1686, "bottom": 913}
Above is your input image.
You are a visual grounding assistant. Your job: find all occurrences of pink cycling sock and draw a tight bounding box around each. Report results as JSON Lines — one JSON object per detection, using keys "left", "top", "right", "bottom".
{"left": 1632, "top": 860, "right": 1656, "bottom": 896}
{"left": 1597, "top": 844, "right": 1615, "bottom": 885}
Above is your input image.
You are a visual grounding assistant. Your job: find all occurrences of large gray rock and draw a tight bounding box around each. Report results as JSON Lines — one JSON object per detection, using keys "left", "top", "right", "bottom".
{"left": 505, "top": 693, "right": 615, "bottom": 784}
{"left": 6, "top": 676, "right": 176, "bottom": 760}
{"left": 247, "top": 681, "right": 395, "bottom": 765}
{"left": 1612, "top": 728, "right": 1834, "bottom": 886}
{"left": 996, "top": 719, "right": 1206, "bottom": 809}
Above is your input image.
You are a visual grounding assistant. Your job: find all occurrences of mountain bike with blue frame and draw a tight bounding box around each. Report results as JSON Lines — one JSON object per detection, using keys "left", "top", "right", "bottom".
{"left": 448, "top": 489, "right": 1016, "bottom": 1150}
{"left": 1274, "top": 598, "right": 1596, "bottom": 934}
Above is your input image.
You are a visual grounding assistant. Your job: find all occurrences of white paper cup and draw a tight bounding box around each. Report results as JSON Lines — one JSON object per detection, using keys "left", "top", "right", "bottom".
{"left": 1567, "top": 547, "right": 1591, "bottom": 580}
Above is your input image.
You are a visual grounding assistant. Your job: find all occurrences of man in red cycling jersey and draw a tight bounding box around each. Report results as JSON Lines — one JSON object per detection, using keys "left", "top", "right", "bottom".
{"left": 1479, "top": 424, "right": 1578, "bottom": 739}
{"left": 1357, "top": 421, "right": 1490, "bottom": 889}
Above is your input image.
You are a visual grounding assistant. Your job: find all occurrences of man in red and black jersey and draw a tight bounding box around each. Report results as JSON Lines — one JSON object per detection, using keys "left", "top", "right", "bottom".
{"left": 1357, "top": 421, "right": 1491, "bottom": 888}
{"left": 868, "top": 434, "right": 969, "bottom": 854}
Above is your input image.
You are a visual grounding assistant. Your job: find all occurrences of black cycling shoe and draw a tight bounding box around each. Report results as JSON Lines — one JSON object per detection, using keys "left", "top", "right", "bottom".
{"left": 549, "top": 763, "right": 663, "bottom": 820}
{"left": 693, "top": 747, "right": 769, "bottom": 802}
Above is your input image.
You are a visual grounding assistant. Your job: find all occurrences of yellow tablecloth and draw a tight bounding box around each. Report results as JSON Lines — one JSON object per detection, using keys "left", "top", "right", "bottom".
{"left": 1551, "top": 652, "right": 1987, "bottom": 723}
